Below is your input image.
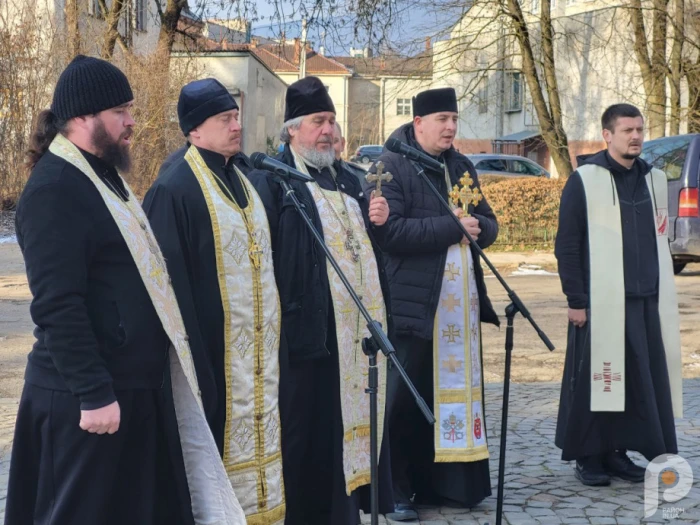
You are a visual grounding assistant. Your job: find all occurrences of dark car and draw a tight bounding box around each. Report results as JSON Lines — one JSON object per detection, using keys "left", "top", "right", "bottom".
{"left": 640, "top": 134, "right": 700, "bottom": 274}
{"left": 351, "top": 145, "right": 383, "bottom": 164}
{"left": 467, "top": 154, "right": 551, "bottom": 178}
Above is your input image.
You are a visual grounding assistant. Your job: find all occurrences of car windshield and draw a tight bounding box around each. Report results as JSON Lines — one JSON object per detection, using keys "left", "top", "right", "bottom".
{"left": 640, "top": 135, "right": 694, "bottom": 181}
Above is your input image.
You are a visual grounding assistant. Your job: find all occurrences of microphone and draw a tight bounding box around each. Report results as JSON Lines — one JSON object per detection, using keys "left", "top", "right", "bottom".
{"left": 250, "top": 152, "right": 314, "bottom": 183}
{"left": 384, "top": 138, "right": 445, "bottom": 173}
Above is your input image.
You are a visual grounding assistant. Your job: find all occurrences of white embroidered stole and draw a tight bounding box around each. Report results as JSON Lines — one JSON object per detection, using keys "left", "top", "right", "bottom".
{"left": 291, "top": 147, "right": 387, "bottom": 495}
{"left": 49, "top": 134, "right": 246, "bottom": 524}
{"left": 578, "top": 164, "right": 682, "bottom": 417}
{"left": 184, "top": 147, "right": 284, "bottom": 524}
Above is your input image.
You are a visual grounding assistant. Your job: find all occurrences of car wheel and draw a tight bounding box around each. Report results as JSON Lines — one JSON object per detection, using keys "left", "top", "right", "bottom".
{"left": 362, "top": 155, "right": 370, "bottom": 164}
{"left": 673, "top": 262, "right": 687, "bottom": 275}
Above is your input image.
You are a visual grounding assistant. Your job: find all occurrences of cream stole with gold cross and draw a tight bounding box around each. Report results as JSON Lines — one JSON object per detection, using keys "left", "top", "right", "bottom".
{"left": 290, "top": 147, "right": 387, "bottom": 495}
{"left": 578, "top": 164, "right": 682, "bottom": 417}
{"left": 184, "top": 148, "right": 284, "bottom": 524}
{"left": 433, "top": 165, "right": 488, "bottom": 463}
{"left": 48, "top": 134, "right": 246, "bottom": 525}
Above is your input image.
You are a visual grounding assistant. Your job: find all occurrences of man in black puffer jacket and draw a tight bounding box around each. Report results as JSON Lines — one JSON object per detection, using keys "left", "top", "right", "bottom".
{"left": 368, "top": 87, "right": 499, "bottom": 520}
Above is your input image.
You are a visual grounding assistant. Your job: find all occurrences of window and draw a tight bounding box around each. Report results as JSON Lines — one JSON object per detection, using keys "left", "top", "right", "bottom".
{"left": 396, "top": 98, "right": 411, "bottom": 116}
{"left": 640, "top": 135, "right": 694, "bottom": 181}
{"left": 477, "top": 78, "right": 488, "bottom": 114}
{"left": 476, "top": 159, "right": 507, "bottom": 172}
{"left": 505, "top": 72, "right": 522, "bottom": 112}
{"left": 511, "top": 160, "right": 542, "bottom": 176}
{"left": 88, "top": 0, "right": 104, "bottom": 18}
{"left": 135, "top": 0, "right": 146, "bottom": 31}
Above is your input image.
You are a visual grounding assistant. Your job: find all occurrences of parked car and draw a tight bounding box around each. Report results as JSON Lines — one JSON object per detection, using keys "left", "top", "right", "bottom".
{"left": 467, "top": 154, "right": 551, "bottom": 178}
{"left": 640, "top": 134, "right": 700, "bottom": 274}
{"left": 351, "top": 145, "right": 383, "bottom": 164}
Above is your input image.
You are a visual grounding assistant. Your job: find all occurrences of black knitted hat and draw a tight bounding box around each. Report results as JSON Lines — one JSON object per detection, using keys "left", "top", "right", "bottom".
{"left": 177, "top": 78, "right": 238, "bottom": 136}
{"left": 412, "top": 87, "right": 458, "bottom": 117}
{"left": 51, "top": 55, "right": 133, "bottom": 120}
{"left": 284, "top": 76, "right": 335, "bottom": 122}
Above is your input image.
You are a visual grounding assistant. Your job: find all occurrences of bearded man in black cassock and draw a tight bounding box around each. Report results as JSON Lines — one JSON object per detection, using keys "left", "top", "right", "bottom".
{"left": 247, "top": 76, "right": 394, "bottom": 525}
{"left": 6, "top": 58, "right": 245, "bottom": 525}
{"left": 369, "top": 87, "right": 499, "bottom": 521}
{"left": 555, "top": 103, "right": 682, "bottom": 486}
{"left": 143, "top": 79, "right": 285, "bottom": 523}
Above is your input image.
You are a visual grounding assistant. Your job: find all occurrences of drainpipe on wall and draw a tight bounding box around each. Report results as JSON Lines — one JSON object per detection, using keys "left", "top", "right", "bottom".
{"left": 380, "top": 77, "right": 386, "bottom": 143}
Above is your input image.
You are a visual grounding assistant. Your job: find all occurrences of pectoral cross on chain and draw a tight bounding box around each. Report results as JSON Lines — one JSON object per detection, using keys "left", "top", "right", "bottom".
{"left": 249, "top": 241, "right": 263, "bottom": 270}
{"left": 366, "top": 161, "right": 393, "bottom": 197}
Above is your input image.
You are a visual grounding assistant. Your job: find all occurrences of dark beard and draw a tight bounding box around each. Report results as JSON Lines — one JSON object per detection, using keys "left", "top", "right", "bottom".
{"left": 91, "top": 118, "right": 132, "bottom": 172}
{"left": 621, "top": 152, "right": 640, "bottom": 160}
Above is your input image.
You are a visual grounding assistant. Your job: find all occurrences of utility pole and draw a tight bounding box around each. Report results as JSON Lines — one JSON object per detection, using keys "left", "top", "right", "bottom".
{"left": 299, "top": 18, "right": 308, "bottom": 79}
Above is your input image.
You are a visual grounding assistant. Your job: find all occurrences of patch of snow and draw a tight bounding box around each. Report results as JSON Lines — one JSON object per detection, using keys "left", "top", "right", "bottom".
{"left": 511, "top": 264, "right": 558, "bottom": 277}
{"left": 0, "top": 234, "right": 17, "bottom": 244}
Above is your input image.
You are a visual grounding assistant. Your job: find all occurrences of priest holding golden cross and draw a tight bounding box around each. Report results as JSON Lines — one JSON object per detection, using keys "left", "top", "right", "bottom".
{"left": 368, "top": 87, "right": 499, "bottom": 521}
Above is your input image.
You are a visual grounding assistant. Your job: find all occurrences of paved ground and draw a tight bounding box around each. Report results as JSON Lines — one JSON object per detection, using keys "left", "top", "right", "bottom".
{"left": 1, "top": 381, "right": 698, "bottom": 524}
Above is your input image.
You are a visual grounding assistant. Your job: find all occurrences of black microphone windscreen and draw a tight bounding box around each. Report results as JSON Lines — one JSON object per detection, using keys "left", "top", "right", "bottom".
{"left": 250, "top": 152, "right": 267, "bottom": 169}
{"left": 384, "top": 138, "right": 402, "bottom": 153}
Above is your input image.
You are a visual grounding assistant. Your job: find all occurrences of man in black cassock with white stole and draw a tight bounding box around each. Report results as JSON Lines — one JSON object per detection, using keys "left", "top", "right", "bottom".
{"left": 555, "top": 103, "right": 682, "bottom": 486}
{"left": 143, "top": 79, "right": 285, "bottom": 523}
{"left": 248, "top": 76, "right": 395, "bottom": 525}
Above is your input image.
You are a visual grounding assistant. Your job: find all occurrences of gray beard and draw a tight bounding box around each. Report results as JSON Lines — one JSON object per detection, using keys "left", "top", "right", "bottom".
{"left": 297, "top": 144, "right": 335, "bottom": 168}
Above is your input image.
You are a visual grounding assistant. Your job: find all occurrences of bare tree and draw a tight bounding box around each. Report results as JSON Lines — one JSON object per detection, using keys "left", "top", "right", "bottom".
{"left": 669, "top": 0, "right": 684, "bottom": 135}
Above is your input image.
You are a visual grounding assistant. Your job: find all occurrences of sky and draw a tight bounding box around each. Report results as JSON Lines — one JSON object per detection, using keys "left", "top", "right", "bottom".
{"left": 198, "top": 0, "right": 460, "bottom": 57}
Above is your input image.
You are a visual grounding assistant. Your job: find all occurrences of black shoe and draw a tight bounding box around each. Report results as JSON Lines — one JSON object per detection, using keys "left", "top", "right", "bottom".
{"left": 386, "top": 504, "right": 418, "bottom": 521}
{"left": 574, "top": 456, "right": 611, "bottom": 486}
{"left": 603, "top": 450, "right": 646, "bottom": 483}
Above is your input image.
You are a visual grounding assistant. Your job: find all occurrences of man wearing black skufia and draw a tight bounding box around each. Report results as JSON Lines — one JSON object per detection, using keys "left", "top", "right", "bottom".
{"left": 143, "top": 78, "right": 285, "bottom": 523}
{"left": 247, "top": 76, "right": 394, "bottom": 525}
{"left": 6, "top": 56, "right": 244, "bottom": 525}
{"left": 369, "top": 87, "right": 499, "bottom": 521}
{"left": 555, "top": 103, "right": 681, "bottom": 486}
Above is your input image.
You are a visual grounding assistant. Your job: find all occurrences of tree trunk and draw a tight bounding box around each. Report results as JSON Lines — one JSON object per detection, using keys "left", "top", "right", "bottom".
{"left": 669, "top": 0, "right": 684, "bottom": 135}
{"left": 629, "top": 0, "right": 667, "bottom": 138}
{"left": 505, "top": 0, "right": 572, "bottom": 177}
{"left": 156, "top": 0, "right": 188, "bottom": 55}
{"left": 100, "top": 0, "right": 126, "bottom": 59}
{"left": 64, "top": 0, "right": 81, "bottom": 57}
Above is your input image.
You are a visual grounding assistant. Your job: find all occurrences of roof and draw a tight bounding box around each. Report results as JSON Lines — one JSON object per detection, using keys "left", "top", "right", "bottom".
{"left": 332, "top": 51, "right": 433, "bottom": 78}
{"left": 493, "top": 130, "right": 541, "bottom": 142}
{"left": 256, "top": 42, "right": 351, "bottom": 75}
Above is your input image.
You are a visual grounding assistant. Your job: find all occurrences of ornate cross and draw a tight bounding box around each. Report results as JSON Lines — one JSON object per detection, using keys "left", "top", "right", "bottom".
{"left": 442, "top": 324, "right": 462, "bottom": 343}
{"left": 442, "top": 354, "right": 463, "bottom": 373}
{"left": 249, "top": 241, "right": 263, "bottom": 270}
{"left": 366, "top": 161, "right": 393, "bottom": 197}
{"left": 593, "top": 361, "right": 622, "bottom": 393}
{"left": 449, "top": 172, "right": 483, "bottom": 214}
{"left": 442, "top": 293, "right": 461, "bottom": 312}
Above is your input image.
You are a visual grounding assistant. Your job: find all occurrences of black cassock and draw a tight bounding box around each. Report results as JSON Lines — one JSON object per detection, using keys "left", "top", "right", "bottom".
{"left": 248, "top": 145, "right": 394, "bottom": 525}
{"left": 142, "top": 144, "right": 252, "bottom": 452}
{"left": 554, "top": 151, "right": 678, "bottom": 462}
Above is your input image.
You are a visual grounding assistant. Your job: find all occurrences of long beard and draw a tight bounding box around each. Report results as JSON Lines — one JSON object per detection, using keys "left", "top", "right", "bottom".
{"left": 297, "top": 143, "right": 335, "bottom": 168}
{"left": 91, "top": 118, "right": 132, "bottom": 172}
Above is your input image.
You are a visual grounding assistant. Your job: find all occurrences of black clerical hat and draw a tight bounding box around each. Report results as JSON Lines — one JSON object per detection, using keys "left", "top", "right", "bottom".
{"left": 412, "top": 87, "right": 458, "bottom": 117}
{"left": 178, "top": 78, "right": 239, "bottom": 135}
{"left": 51, "top": 55, "right": 133, "bottom": 120}
{"left": 284, "top": 76, "right": 336, "bottom": 122}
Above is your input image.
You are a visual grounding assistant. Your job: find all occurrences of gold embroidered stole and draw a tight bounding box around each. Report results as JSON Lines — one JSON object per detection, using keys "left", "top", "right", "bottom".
{"left": 432, "top": 165, "right": 488, "bottom": 463}
{"left": 578, "top": 165, "right": 682, "bottom": 417}
{"left": 185, "top": 147, "right": 284, "bottom": 524}
{"left": 49, "top": 134, "right": 246, "bottom": 524}
{"left": 291, "top": 147, "right": 387, "bottom": 495}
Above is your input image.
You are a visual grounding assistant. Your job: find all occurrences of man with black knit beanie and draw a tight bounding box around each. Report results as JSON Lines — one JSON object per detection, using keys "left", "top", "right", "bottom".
{"left": 6, "top": 55, "right": 247, "bottom": 525}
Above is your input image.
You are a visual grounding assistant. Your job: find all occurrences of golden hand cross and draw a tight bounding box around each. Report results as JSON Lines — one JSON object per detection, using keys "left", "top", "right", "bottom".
{"left": 366, "top": 161, "right": 393, "bottom": 197}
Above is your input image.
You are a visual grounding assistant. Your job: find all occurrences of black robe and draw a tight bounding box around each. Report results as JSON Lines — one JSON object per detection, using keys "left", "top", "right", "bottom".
{"left": 142, "top": 145, "right": 252, "bottom": 452}
{"left": 554, "top": 150, "right": 678, "bottom": 461}
{"left": 247, "top": 144, "right": 394, "bottom": 525}
{"left": 6, "top": 147, "right": 187, "bottom": 525}
{"left": 369, "top": 124, "right": 497, "bottom": 508}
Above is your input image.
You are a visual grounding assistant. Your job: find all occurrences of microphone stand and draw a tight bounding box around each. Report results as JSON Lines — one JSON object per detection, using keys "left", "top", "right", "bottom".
{"left": 407, "top": 159, "right": 555, "bottom": 525}
{"left": 277, "top": 177, "right": 435, "bottom": 525}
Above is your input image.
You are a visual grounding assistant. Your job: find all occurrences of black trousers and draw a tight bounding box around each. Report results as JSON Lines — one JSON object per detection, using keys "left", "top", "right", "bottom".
{"left": 386, "top": 334, "right": 491, "bottom": 508}
{"left": 279, "top": 346, "right": 394, "bottom": 525}
{"left": 4, "top": 384, "right": 182, "bottom": 525}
